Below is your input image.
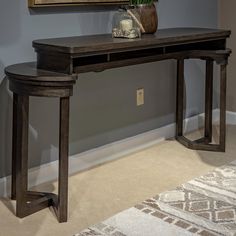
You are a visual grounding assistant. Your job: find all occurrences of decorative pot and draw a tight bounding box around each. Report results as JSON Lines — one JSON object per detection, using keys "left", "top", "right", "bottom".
{"left": 135, "top": 4, "right": 158, "bottom": 34}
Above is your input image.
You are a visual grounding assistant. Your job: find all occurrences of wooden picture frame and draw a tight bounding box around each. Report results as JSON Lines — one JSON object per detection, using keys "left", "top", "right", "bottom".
{"left": 28, "top": 0, "right": 129, "bottom": 7}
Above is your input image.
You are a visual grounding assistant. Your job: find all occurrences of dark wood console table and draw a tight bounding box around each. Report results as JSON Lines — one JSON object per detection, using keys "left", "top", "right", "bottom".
{"left": 5, "top": 28, "right": 231, "bottom": 222}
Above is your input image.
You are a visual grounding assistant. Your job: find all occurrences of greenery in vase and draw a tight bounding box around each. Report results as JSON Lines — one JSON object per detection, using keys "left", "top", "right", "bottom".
{"left": 130, "top": 0, "right": 156, "bottom": 5}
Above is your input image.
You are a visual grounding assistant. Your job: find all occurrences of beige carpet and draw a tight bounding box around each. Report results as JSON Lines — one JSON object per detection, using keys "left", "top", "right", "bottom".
{"left": 77, "top": 159, "right": 236, "bottom": 236}
{"left": 0, "top": 125, "right": 236, "bottom": 236}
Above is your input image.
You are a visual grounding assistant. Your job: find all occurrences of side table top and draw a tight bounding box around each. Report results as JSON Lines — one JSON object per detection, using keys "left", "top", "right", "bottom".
{"left": 5, "top": 62, "right": 77, "bottom": 82}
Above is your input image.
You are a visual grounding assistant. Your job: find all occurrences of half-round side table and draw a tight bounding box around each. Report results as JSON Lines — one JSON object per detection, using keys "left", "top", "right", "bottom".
{"left": 5, "top": 62, "right": 76, "bottom": 223}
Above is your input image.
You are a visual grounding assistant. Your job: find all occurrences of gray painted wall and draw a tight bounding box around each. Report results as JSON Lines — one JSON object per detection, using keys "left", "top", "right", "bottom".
{"left": 0, "top": 0, "right": 218, "bottom": 178}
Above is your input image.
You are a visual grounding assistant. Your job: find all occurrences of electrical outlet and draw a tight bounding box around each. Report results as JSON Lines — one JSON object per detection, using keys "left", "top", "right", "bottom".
{"left": 136, "top": 88, "right": 144, "bottom": 106}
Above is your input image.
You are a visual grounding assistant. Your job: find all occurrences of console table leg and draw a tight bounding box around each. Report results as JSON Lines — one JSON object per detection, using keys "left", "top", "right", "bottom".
{"left": 57, "top": 97, "right": 70, "bottom": 223}
{"left": 219, "top": 64, "right": 227, "bottom": 152}
{"left": 11, "top": 94, "right": 18, "bottom": 200}
{"left": 14, "top": 94, "right": 29, "bottom": 217}
{"left": 176, "top": 50, "right": 230, "bottom": 152}
{"left": 176, "top": 59, "right": 185, "bottom": 137}
{"left": 204, "top": 60, "right": 214, "bottom": 143}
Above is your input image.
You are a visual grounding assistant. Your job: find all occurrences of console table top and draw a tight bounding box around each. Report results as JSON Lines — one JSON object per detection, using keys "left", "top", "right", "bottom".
{"left": 33, "top": 28, "right": 230, "bottom": 55}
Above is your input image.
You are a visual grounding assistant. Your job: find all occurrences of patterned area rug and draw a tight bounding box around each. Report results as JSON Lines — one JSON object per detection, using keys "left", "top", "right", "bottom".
{"left": 75, "top": 161, "right": 236, "bottom": 236}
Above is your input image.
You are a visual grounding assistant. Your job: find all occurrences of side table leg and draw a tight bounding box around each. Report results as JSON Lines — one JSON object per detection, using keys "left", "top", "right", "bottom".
{"left": 57, "top": 97, "right": 70, "bottom": 223}
{"left": 11, "top": 93, "right": 70, "bottom": 222}
{"left": 15, "top": 95, "right": 29, "bottom": 217}
{"left": 204, "top": 60, "right": 214, "bottom": 143}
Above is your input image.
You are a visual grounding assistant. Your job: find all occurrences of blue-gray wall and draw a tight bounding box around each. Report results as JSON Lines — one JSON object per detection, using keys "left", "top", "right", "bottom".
{"left": 0, "top": 0, "right": 218, "bottom": 178}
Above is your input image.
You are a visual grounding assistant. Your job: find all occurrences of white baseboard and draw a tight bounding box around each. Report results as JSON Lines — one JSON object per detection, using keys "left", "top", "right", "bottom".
{"left": 0, "top": 109, "right": 234, "bottom": 197}
{"left": 226, "top": 110, "right": 236, "bottom": 125}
